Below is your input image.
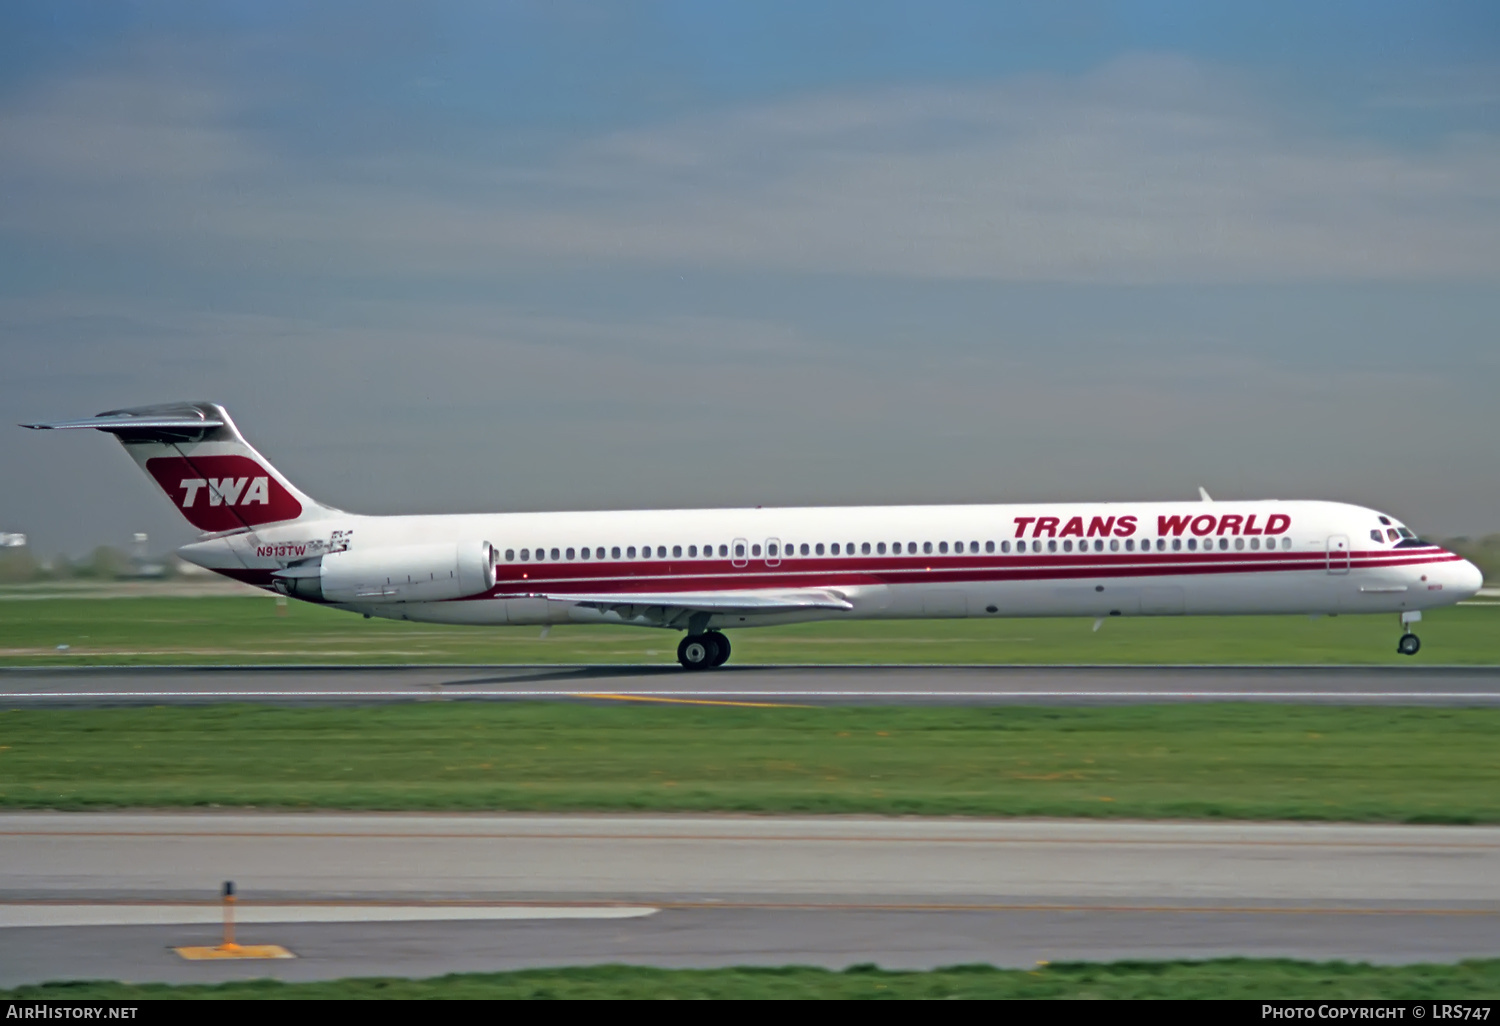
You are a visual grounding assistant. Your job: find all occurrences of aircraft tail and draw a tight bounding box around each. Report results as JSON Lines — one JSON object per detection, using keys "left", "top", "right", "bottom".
{"left": 21, "top": 402, "right": 333, "bottom": 533}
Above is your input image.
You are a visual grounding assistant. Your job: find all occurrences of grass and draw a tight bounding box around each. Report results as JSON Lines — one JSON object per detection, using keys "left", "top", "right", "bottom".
{"left": 0, "top": 595, "right": 1496, "bottom": 666}
{"left": 6, "top": 959, "right": 1500, "bottom": 999}
{"left": 2, "top": 702, "right": 1498, "bottom": 821}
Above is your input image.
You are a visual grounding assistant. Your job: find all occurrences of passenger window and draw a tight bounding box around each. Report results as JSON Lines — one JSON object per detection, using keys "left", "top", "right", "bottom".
{"left": 1172, "top": 539, "right": 1182, "bottom": 551}
{"left": 1109, "top": 539, "right": 1119, "bottom": 552}
{"left": 1033, "top": 540, "right": 1043, "bottom": 553}
{"left": 1062, "top": 540, "right": 1073, "bottom": 552}
{"left": 1218, "top": 538, "right": 1228, "bottom": 550}
{"left": 862, "top": 542, "right": 871, "bottom": 555}
{"left": 655, "top": 546, "right": 664, "bottom": 558}
{"left": 672, "top": 545, "right": 682, "bottom": 558}
{"left": 801, "top": 543, "right": 810, "bottom": 556}
{"left": 1186, "top": 539, "right": 1197, "bottom": 551}
{"left": 876, "top": 542, "right": 886, "bottom": 555}
{"left": 688, "top": 545, "right": 697, "bottom": 557}
{"left": 504, "top": 549, "right": 515, "bottom": 562}
{"left": 565, "top": 548, "right": 575, "bottom": 560}
{"left": 611, "top": 547, "right": 621, "bottom": 559}
{"left": 1155, "top": 539, "right": 1165, "bottom": 551}
{"left": 535, "top": 548, "right": 546, "bottom": 561}
{"left": 733, "top": 543, "right": 744, "bottom": 558}
{"left": 1235, "top": 537, "right": 1245, "bottom": 550}
{"left": 1282, "top": 537, "right": 1292, "bottom": 550}
{"left": 1000, "top": 541, "right": 1010, "bottom": 553}
{"left": 1250, "top": 538, "right": 1260, "bottom": 550}
{"left": 520, "top": 549, "right": 530, "bottom": 561}
{"left": 627, "top": 546, "right": 636, "bottom": 558}
{"left": 985, "top": 541, "right": 995, "bottom": 553}
{"left": 767, "top": 543, "right": 778, "bottom": 557}
{"left": 938, "top": 541, "right": 948, "bottom": 554}
{"left": 752, "top": 544, "right": 762, "bottom": 557}
{"left": 830, "top": 543, "right": 839, "bottom": 555}
{"left": 970, "top": 541, "right": 979, "bottom": 554}
{"left": 550, "top": 548, "right": 560, "bottom": 560}
{"left": 924, "top": 541, "right": 933, "bottom": 554}
{"left": 1123, "top": 539, "right": 1133, "bottom": 551}
{"left": 1047, "top": 540, "right": 1058, "bottom": 553}
{"left": 581, "top": 547, "right": 591, "bottom": 560}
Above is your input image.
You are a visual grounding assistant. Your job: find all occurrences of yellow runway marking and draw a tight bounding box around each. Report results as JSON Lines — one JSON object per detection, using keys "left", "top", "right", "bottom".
{"left": 575, "top": 692, "right": 806, "bottom": 708}
{"left": 175, "top": 944, "right": 294, "bottom": 960}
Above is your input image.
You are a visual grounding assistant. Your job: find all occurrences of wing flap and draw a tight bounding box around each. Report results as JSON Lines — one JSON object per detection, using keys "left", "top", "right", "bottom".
{"left": 509, "top": 589, "right": 853, "bottom": 616}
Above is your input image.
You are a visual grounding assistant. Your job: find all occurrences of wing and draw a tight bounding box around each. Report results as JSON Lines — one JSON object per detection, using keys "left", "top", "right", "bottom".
{"left": 504, "top": 588, "right": 853, "bottom": 629}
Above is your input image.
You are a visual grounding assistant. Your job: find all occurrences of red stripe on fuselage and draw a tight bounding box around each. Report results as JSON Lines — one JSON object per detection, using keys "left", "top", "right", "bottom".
{"left": 486, "top": 548, "right": 1461, "bottom": 598}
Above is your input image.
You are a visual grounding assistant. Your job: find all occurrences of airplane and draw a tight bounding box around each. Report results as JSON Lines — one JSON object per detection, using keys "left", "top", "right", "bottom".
{"left": 23, "top": 401, "right": 1484, "bottom": 669}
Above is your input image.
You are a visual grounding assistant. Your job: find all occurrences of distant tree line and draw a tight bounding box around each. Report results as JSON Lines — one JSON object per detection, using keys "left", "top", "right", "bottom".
{"left": 0, "top": 545, "right": 164, "bottom": 583}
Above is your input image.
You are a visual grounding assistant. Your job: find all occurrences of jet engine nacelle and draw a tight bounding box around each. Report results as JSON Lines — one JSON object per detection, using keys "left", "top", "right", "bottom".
{"left": 276, "top": 541, "right": 496, "bottom": 603}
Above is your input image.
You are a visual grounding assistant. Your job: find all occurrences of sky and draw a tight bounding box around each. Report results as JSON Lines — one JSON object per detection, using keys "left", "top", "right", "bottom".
{"left": 2, "top": 0, "right": 1498, "bottom": 557}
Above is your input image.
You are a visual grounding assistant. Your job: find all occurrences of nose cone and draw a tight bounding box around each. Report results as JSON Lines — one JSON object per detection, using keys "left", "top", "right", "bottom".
{"left": 1449, "top": 558, "right": 1485, "bottom": 600}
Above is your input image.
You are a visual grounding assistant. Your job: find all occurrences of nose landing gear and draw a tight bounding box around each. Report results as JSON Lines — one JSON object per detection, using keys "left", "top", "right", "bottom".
{"left": 677, "top": 632, "right": 731, "bottom": 670}
{"left": 1396, "top": 611, "right": 1422, "bottom": 657}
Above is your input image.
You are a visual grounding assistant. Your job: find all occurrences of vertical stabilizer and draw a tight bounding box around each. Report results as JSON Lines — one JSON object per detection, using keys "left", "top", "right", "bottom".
{"left": 21, "top": 402, "right": 333, "bottom": 533}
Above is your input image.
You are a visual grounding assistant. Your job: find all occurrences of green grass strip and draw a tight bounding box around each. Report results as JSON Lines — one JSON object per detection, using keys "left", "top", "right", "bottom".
{"left": 3, "top": 703, "right": 1499, "bottom": 821}
{"left": 1, "top": 595, "right": 1496, "bottom": 666}
{"left": 7, "top": 959, "right": 1500, "bottom": 1000}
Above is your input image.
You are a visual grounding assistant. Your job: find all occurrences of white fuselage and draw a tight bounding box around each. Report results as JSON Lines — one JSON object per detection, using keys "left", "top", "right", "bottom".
{"left": 180, "top": 499, "right": 1482, "bottom": 630}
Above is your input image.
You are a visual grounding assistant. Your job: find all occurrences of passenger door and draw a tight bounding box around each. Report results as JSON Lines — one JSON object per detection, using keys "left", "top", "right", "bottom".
{"left": 1326, "top": 534, "right": 1351, "bottom": 574}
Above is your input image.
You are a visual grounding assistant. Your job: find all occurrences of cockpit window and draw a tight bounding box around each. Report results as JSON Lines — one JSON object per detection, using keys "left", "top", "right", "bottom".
{"left": 1387, "top": 528, "right": 1400, "bottom": 542}
{"left": 1378, "top": 516, "right": 1391, "bottom": 526}
{"left": 1398, "top": 528, "right": 1415, "bottom": 539}
{"left": 1370, "top": 530, "right": 1382, "bottom": 543}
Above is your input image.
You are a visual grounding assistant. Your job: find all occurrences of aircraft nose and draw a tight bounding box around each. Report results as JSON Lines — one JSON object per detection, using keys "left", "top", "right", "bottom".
{"left": 1447, "top": 558, "right": 1485, "bottom": 600}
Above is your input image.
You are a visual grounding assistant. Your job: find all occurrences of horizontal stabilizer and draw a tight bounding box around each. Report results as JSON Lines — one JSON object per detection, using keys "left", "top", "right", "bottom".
{"left": 21, "top": 404, "right": 227, "bottom": 443}
{"left": 21, "top": 413, "right": 226, "bottom": 432}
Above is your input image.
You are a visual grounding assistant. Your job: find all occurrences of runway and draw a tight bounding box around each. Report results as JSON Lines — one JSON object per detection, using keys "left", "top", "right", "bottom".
{"left": 2, "top": 813, "right": 1497, "bottom": 985}
{"left": 2, "top": 663, "right": 1498, "bottom": 706}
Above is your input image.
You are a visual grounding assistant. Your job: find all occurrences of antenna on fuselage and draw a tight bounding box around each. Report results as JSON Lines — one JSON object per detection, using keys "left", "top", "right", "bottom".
{"left": 1198, "top": 487, "right": 1213, "bottom": 502}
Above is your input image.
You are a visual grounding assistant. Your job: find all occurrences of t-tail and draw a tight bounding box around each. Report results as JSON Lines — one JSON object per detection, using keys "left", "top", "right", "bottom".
{"left": 21, "top": 402, "right": 333, "bottom": 533}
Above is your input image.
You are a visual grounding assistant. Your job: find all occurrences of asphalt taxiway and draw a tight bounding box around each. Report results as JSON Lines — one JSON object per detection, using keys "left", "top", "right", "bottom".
{"left": 2, "top": 663, "right": 1499, "bottom": 706}
{"left": 1, "top": 813, "right": 1497, "bottom": 985}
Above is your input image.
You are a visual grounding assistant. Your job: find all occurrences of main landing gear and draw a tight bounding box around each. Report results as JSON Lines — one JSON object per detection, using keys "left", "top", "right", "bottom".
{"left": 1397, "top": 611, "right": 1421, "bottom": 657}
{"left": 678, "top": 632, "right": 731, "bottom": 670}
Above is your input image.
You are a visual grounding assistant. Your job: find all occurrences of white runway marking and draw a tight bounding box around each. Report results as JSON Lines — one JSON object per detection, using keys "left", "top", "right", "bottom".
{"left": 4, "top": 689, "right": 1500, "bottom": 701}
{"left": 0, "top": 904, "right": 658, "bottom": 928}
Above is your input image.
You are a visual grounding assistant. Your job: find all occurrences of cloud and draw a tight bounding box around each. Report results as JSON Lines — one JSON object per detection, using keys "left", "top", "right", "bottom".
{"left": 2, "top": 53, "right": 1499, "bottom": 282}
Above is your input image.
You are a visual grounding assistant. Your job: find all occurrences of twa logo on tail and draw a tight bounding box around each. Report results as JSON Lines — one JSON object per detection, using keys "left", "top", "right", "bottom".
{"left": 146, "top": 455, "right": 302, "bottom": 531}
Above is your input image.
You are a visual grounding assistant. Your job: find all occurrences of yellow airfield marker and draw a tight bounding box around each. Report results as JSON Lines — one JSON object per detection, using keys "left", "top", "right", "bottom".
{"left": 174, "top": 880, "right": 295, "bottom": 962}
{"left": 577, "top": 692, "right": 806, "bottom": 709}
{"left": 175, "top": 944, "right": 295, "bottom": 960}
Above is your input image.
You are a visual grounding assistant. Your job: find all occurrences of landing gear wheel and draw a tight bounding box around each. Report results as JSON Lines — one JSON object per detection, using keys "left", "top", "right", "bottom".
{"left": 678, "top": 634, "right": 714, "bottom": 670}
{"left": 1397, "top": 633, "right": 1421, "bottom": 657}
{"left": 706, "top": 632, "right": 730, "bottom": 667}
